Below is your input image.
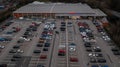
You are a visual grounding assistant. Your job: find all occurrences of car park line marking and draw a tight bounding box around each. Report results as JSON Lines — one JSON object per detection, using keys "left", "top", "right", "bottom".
{"left": 20, "top": 58, "right": 27, "bottom": 67}
{"left": 107, "top": 54, "right": 113, "bottom": 63}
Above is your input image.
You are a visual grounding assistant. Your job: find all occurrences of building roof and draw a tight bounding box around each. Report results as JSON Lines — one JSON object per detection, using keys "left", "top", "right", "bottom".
{"left": 93, "top": 9, "right": 107, "bottom": 16}
{"left": 13, "top": 1, "right": 107, "bottom": 16}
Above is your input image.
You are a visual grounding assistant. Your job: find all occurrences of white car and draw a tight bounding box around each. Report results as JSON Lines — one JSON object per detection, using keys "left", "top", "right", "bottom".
{"left": 88, "top": 53, "right": 103, "bottom": 57}
{"left": 101, "top": 32, "right": 106, "bottom": 35}
{"left": 59, "top": 44, "right": 65, "bottom": 48}
{"left": 83, "top": 37, "right": 90, "bottom": 42}
{"left": 17, "top": 49, "right": 24, "bottom": 53}
{"left": 102, "top": 35, "right": 111, "bottom": 41}
{"left": 93, "top": 46, "right": 100, "bottom": 49}
{"left": 69, "top": 47, "right": 76, "bottom": 52}
{"left": 0, "top": 45, "right": 5, "bottom": 49}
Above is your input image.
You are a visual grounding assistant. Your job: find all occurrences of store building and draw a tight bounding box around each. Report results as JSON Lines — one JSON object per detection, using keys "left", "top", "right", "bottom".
{"left": 13, "top": 1, "right": 107, "bottom": 19}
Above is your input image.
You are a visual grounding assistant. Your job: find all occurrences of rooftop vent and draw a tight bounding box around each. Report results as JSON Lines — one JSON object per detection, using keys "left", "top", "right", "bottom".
{"left": 33, "top": 1, "right": 45, "bottom": 4}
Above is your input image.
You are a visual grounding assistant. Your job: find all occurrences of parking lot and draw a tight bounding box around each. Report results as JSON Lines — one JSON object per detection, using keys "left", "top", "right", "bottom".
{"left": 0, "top": 18, "right": 120, "bottom": 67}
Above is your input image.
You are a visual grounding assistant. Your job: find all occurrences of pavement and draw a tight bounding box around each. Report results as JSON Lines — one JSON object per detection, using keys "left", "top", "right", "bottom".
{"left": 0, "top": 19, "right": 120, "bottom": 67}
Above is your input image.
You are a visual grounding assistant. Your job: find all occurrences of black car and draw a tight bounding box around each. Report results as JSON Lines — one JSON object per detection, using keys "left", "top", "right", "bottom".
{"left": 13, "top": 54, "right": 22, "bottom": 58}
{"left": 26, "top": 28, "right": 32, "bottom": 31}
{"left": 22, "top": 35, "right": 28, "bottom": 38}
{"left": 0, "top": 64, "right": 7, "bottom": 67}
{"left": 44, "top": 43, "right": 50, "bottom": 47}
{"left": 55, "top": 31, "right": 59, "bottom": 34}
{"left": 86, "top": 48, "right": 92, "bottom": 52}
{"left": 32, "top": 28, "right": 37, "bottom": 31}
{"left": 113, "top": 51, "right": 120, "bottom": 55}
{"left": 24, "top": 31, "right": 30, "bottom": 35}
{"left": 84, "top": 42, "right": 91, "bottom": 47}
{"left": 36, "top": 43, "right": 43, "bottom": 47}
{"left": 37, "top": 64, "right": 44, "bottom": 67}
{"left": 61, "top": 22, "right": 65, "bottom": 24}
{"left": 93, "top": 49, "right": 101, "bottom": 52}
{"left": 11, "top": 58, "right": 19, "bottom": 61}
{"left": 33, "top": 50, "right": 41, "bottom": 53}
{"left": 61, "top": 24, "right": 66, "bottom": 27}
{"left": 96, "top": 53, "right": 103, "bottom": 57}
{"left": 58, "top": 53, "right": 65, "bottom": 56}
{"left": 43, "top": 48, "right": 48, "bottom": 51}
{"left": 13, "top": 45, "right": 20, "bottom": 49}
{"left": 60, "top": 27, "right": 66, "bottom": 31}
{"left": 0, "top": 28, "right": 3, "bottom": 32}
{"left": 87, "top": 32, "right": 94, "bottom": 37}
{"left": 9, "top": 49, "right": 17, "bottom": 53}
{"left": 111, "top": 48, "right": 119, "bottom": 51}
{"left": 97, "top": 59, "right": 106, "bottom": 63}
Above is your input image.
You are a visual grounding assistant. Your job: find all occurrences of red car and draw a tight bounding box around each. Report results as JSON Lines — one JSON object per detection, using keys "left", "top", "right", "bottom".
{"left": 48, "top": 31, "right": 53, "bottom": 35}
{"left": 2, "top": 26, "right": 6, "bottom": 28}
{"left": 15, "top": 28, "right": 21, "bottom": 32}
{"left": 40, "top": 55, "right": 47, "bottom": 59}
{"left": 58, "top": 49, "right": 66, "bottom": 53}
{"left": 70, "top": 57, "right": 78, "bottom": 62}
{"left": 58, "top": 49, "right": 66, "bottom": 56}
{"left": 42, "top": 31, "right": 47, "bottom": 34}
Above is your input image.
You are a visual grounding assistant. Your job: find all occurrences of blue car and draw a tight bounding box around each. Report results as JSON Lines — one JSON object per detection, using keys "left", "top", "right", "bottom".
{"left": 0, "top": 38, "right": 5, "bottom": 41}
{"left": 6, "top": 31, "right": 13, "bottom": 34}
{"left": 100, "top": 65, "right": 108, "bottom": 67}
{"left": 91, "top": 65, "right": 99, "bottom": 67}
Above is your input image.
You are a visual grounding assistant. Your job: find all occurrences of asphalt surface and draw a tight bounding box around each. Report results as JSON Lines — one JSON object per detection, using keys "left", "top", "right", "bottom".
{"left": 0, "top": 19, "right": 120, "bottom": 67}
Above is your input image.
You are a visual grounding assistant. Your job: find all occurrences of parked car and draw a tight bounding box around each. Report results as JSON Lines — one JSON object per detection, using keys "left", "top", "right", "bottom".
{"left": 0, "top": 64, "right": 7, "bottom": 67}
{"left": 43, "top": 48, "right": 48, "bottom": 51}
{"left": 36, "top": 43, "right": 43, "bottom": 47}
{"left": 37, "top": 64, "right": 45, "bottom": 67}
{"left": 100, "top": 65, "right": 109, "bottom": 67}
{"left": 40, "top": 55, "right": 47, "bottom": 59}
{"left": 86, "top": 48, "right": 92, "bottom": 52}
{"left": 11, "top": 58, "right": 19, "bottom": 61}
{"left": 69, "top": 43, "right": 76, "bottom": 46}
{"left": 68, "top": 22, "right": 72, "bottom": 25}
{"left": 9, "top": 49, "right": 17, "bottom": 53}
{"left": 39, "top": 39, "right": 45, "bottom": 43}
{"left": 84, "top": 42, "right": 91, "bottom": 47}
{"left": 93, "top": 49, "right": 101, "bottom": 52}
{"left": 13, "top": 45, "right": 20, "bottom": 49}
{"left": 97, "top": 59, "right": 106, "bottom": 63}
{"left": 13, "top": 54, "right": 22, "bottom": 58}
{"left": 113, "top": 51, "right": 120, "bottom": 55}
{"left": 0, "top": 45, "right": 5, "bottom": 49}
{"left": 88, "top": 53, "right": 103, "bottom": 57}
{"left": 91, "top": 65, "right": 99, "bottom": 67}
{"left": 60, "top": 27, "right": 66, "bottom": 31}
{"left": 44, "top": 43, "right": 50, "bottom": 47}
{"left": 70, "top": 57, "right": 78, "bottom": 62}
{"left": 58, "top": 49, "right": 66, "bottom": 56}
{"left": 17, "top": 39, "right": 24, "bottom": 43}
{"left": 90, "top": 58, "right": 97, "bottom": 63}
{"left": 17, "top": 49, "right": 24, "bottom": 53}
{"left": 111, "top": 47, "right": 119, "bottom": 51}
{"left": 33, "top": 50, "right": 41, "bottom": 53}
{"left": 69, "top": 47, "right": 76, "bottom": 52}
{"left": 93, "top": 46, "right": 101, "bottom": 52}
